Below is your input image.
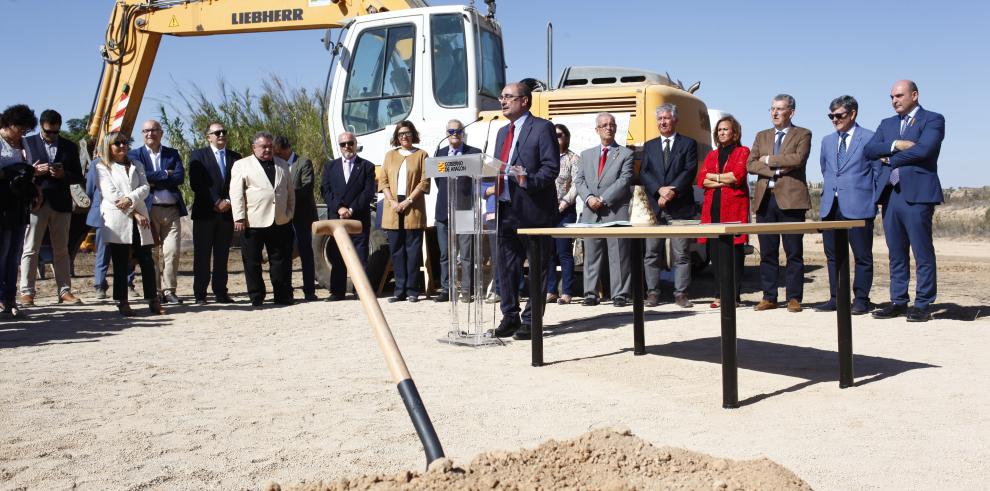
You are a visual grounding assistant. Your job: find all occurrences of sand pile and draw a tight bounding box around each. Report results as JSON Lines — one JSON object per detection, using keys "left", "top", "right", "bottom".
{"left": 268, "top": 429, "right": 811, "bottom": 490}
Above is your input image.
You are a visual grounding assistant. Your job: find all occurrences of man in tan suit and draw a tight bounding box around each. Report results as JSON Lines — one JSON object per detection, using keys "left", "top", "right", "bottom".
{"left": 231, "top": 131, "right": 295, "bottom": 306}
{"left": 747, "top": 94, "right": 812, "bottom": 313}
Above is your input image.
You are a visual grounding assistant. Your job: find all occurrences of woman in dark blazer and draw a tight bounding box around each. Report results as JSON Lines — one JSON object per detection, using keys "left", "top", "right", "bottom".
{"left": 698, "top": 114, "right": 750, "bottom": 308}
{"left": 378, "top": 121, "right": 430, "bottom": 302}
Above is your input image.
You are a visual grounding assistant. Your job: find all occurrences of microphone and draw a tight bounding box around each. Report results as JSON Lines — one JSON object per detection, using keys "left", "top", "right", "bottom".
{"left": 481, "top": 114, "right": 501, "bottom": 155}
{"left": 434, "top": 115, "right": 484, "bottom": 157}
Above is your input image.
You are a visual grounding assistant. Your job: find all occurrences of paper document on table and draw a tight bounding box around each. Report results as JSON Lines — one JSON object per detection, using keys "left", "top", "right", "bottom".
{"left": 564, "top": 221, "right": 632, "bottom": 228}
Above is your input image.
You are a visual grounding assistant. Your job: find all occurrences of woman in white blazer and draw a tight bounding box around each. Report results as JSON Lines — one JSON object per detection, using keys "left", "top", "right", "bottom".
{"left": 96, "top": 132, "right": 162, "bottom": 316}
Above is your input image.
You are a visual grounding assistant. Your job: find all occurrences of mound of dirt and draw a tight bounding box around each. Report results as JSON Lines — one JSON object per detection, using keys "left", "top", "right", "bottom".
{"left": 268, "top": 428, "right": 811, "bottom": 490}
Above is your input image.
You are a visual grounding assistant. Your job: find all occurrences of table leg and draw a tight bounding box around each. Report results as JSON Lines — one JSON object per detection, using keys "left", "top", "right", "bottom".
{"left": 718, "top": 234, "right": 739, "bottom": 409}
{"left": 529, "top": 236, "right": 545, "bottom": 367}
{"left": 835, "top": 228, "right": 854, "bottom": 388}
{"left": 632, "top": 238, "right": 645, "bottom": 355}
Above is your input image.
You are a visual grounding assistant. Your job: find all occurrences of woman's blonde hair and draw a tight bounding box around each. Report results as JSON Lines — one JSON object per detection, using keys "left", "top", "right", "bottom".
{"left": 98, "top": 131, "right": 130, "bottom": 168}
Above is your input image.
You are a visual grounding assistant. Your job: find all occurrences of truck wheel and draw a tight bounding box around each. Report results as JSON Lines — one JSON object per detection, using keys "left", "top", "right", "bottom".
{"left": 312, "top": 227, "right": 392, "bottom": 294}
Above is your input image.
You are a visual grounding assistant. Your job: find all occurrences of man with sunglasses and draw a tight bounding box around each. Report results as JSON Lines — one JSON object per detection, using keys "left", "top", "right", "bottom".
{"left": 815, "top": 96, "right": 882, "bottom": 315}
{"left": 129, "top": 119, "right": 187, "bottom": 305}
{"left": 320, "top": 132, "right": 376, "bottom": 301}
{"left": 19, "top": 109, "right": 83, "bottom": 306}
{"left": 188, "top": 123, "right": 242, "bottom": 304}
{"left": 433, "top": 119, "right": 481, "bottom": 303}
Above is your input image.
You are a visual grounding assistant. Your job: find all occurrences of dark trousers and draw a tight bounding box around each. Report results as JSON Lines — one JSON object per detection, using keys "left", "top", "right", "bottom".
{"left": 292, "top": 219, "right": 316, "bottom": 295}
{"left": 0, "top": 222, "right": 27, "bottom": 306}
{"left": 708, "top": 241, "right": 744, "bottom": 300}
{"left": 755, "top": 194, "right": 806, "bottom": 302}
{"left": 192, "top": 217, "right": 233, "bottom": 299}
{"left": 241, "top": 222, "right": 294, "bottom": 304}
{"left": 109, "top": 223, "right": 156, "bottom": 302}
{"left": 435, "top": 219, "right": 451, "bottom": 293}
{"left": 67, "top": 214, "right": 89, "bottom": 275}
{"left": 822, "top": 200, "right": 875, "bottom": 306}
{"left": 385, "top": 214, "right": 423, "bottom": 298}
{"left": 497, "top": 203, "right": 551, "bottom": 325}
{"left": 882, "top": 187, "right": 936, "bottom": 309}
{"left": 327, "top": 224, "right": 369, "bottom": 296}
{"left": 545, "top": 207, "right": 577, "bottom": 296}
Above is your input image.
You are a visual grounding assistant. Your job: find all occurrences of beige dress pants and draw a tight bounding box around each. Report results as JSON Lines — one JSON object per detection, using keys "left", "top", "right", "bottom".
{"left": 151, "top": 205, "right": 182, "bottom": 293}
{"left": 19, "top": 201, "right": 72, "bottom": 296}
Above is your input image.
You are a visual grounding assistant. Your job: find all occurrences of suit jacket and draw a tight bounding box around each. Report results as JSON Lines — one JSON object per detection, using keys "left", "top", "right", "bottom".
{"left": 820, "top": 124, "right": 883, "bottom": 219}
{"left": 188, "top": 146, "right": 242, "bottom": 220}
{"left": 434, "top": 144, "right": 481, "bottom": 222}
{"left": 639, "top": 133, "right": 699, "bottom": 219}
{"left": 321, "top": 155, "right": 377, "bottom": 225}
{"left": 746, "top": 125, "right": 812, "bottom": 211}
{"left": 863, "top": 105, "right": 944, "bottom": 205}
{"left": 574, "top": 143, "right": 634, "bottom": 223}
{"left": 493, "top": 113, "right": 560, "bottom": 228}
{"left": 229, "top": 155, "right": 295, "bottom": 228}
{"left": 128, "top": 145, "right": 188, "bottom": 217}
{"left": 24, "top": 135, "right": 83, "bottom": 213}
{"left": 289, "top": 153, "right": 318, "bottom": 224}
{"left": 379, "top": 148, "right": 431, "bottom": 230}
{"left": 96, "top": 160, "right": 154, "bottom": 246}
{"left": 698, "top": 145, "right": 751, "bottom": 245}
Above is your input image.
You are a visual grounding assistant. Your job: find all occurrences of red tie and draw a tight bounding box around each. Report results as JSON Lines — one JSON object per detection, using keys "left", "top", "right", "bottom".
{"left": 495, "top": 123, "right": 515, "bottom": 197}
{"left": 598, "top": 147, "right": 608, "bottom": 177}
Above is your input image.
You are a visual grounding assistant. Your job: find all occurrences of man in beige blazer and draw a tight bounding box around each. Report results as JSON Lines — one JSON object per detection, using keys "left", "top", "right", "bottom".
{"left": 747, "top": 94, "right": 812, "bottom": 313}
{"left": 230, "top": 131, "right": 295, "bottom": 306}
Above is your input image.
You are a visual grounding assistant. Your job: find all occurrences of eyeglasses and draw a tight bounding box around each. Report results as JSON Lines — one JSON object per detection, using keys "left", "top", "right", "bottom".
{"left": 209, "top": 129, "right": 227, "bottom": 137}
{"left": 142, "top": 128, "right": 162, "bottom": 134}
{"left": 596, "top": 124, "right": 617, "bottom": 129}
{"left": 397, "top": 131, "right": 413, "bottom": 137}
{"left": 769, "top": 107, "right": 791, "bottom": 113}
{"left": 446, "top": 129, "right": 463, "bottom": 135}
{"left": 827, "top": 112, "right": 849, "bottom": 121}
{"left": 497, "top": 94, "right": 522, "bottom": 102}
{"left": 338, "top": 140, "right": 356, "bottom": 147}
{"left": 112, "top": 141, "right": 129, "bottom": 147}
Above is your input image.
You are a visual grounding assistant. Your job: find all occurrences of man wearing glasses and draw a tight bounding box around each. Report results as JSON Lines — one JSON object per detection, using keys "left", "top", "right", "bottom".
{"left": 129, "top": 119, "right": 187, "bottom": 305}
{"left": 746, "top": 94, "right": 812, "bottom": 313}
{"left": 274, "top": 136, "right": 319, "bottom": 301}
{"left": 188, "top": 123, "right": 242, "bottom": 305}
{"left": 433, "top": 119, "right": 481, "bottom": 303}
{"left": 320, "top": 132, "right": 376, "bottom": 301}
{"left": 815, "top": 96, "right": 882, "bottom": 315}
{"left": 19, "top": 109, "right": 84, "bottom": 306}
{"left": 490, "top": 82, "right": 560, "bottom": 341}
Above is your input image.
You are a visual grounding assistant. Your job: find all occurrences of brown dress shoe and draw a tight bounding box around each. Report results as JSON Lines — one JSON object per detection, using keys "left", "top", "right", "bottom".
{"left": 674, "top": 294, "right": 693, "bottom": 308}
{"left": 754, "top": 299, "right": 778, "bottom": 311}
{"left": 58, "top": 291, "right": 83, "bottom": 305}
{"left": 19, "top": 294, "right": 34, "bottom": 307}
{"left": 787, "top": 299, "right": 802, "bottom": 312}
{"left": 148, "top": 299, "right": 165, "bottom": 315}
{"left": 558, "top": 294, "right": 572, "bottom": 305}
{"left": 645, "top": 291, "right": 660, "bottom": 307}
{"left": 545, "top": 293, "right": 559, "bottom": 304}
{"left": 118, "top": 301, "right": 136, "bottom": 317}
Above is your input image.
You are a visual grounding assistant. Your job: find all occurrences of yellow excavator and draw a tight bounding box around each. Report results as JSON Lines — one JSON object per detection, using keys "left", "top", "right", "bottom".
{"left": 85, "top": 0, "right": 713, "bottom": 287}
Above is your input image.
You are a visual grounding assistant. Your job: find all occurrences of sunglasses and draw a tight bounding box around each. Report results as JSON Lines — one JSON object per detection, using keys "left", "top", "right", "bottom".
{"left": 209, "top": 129, "right": 227, "bottom": 137}
{"left": 338, "top": 140, "right": 356, "bottom": 147}
{"left": 141, "top": 128, "right": 162, "bottom": 134}
{"left": 446, "top": 129, "right": 463, "bottom": 135}
{"left": 112, "top": 141, "right": 130, "bottom": 147}
{"left": 42, "top": 129, "right": 60, "bottom": 135}
{"left": 827, "top": 112, "right": 849, "bottom": 121}
{"left": 397, "top": 131, "right": 413, "bottom": 137}
{"left": 556, "top": 133, "right": 565, "bottom": 138}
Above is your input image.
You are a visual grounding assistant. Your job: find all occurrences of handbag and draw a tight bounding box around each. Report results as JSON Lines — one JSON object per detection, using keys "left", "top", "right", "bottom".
{"left": 69, "top": 183, "right": 91, "bottom": 213}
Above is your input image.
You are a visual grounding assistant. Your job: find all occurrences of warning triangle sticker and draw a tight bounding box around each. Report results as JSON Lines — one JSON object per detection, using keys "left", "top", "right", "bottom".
{"left": 168, "top": 15, "right": 179, "bottom": 28}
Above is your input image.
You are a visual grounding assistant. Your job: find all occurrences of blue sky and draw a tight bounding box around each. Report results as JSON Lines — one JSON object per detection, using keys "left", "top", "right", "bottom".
{"left": 3, "top": 0, "right": 985, "bottom": 187}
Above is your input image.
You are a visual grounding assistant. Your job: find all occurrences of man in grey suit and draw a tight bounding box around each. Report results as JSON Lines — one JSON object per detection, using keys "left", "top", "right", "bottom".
{"left": 640, "top": 104, "right": 699, "bottom": 308}
{"left": 573, "top": 112, "right": 634, "bottom": 307}
{"left": 274, "top": 136, "right": 319, "bottom": 301}
{"left": 815, "top": 95, "right": 882, "bottom": 315}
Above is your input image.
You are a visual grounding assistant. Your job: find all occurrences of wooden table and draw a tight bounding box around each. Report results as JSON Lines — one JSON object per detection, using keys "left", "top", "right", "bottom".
{"left": 518, "top": 220, "right": 865, "bottom": 408}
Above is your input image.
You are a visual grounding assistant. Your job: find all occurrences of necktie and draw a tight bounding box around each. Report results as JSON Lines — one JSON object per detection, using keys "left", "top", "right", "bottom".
{"left": 496, "top": 123, "right": 515, "bottom": 197}
{"left": 891, "top": 115, "right": 911, "bottom": 186}
{"left": 598, "top": 146, "right": 609, "bottom": 177}
{"left": 773, "top": 131, "right": 785, "bottom": 155}
{"left": 837, "top": 132, "right": 848, "bottom": 167}
{"left": 899, "top": 114, "right": 911, "bottom": 136}
{"left": 343, "top": 159, "right": 351, "bottom": 184}
{"left": 218, "top": 150, "right": 226, "bottom": 180}
{"left": 663, "top": 138, "right": 672, "bottom": 166}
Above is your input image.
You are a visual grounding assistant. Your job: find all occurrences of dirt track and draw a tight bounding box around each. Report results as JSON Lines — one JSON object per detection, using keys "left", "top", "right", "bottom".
{"left": 1, "top": 236, "right": 988, "bottom": 489}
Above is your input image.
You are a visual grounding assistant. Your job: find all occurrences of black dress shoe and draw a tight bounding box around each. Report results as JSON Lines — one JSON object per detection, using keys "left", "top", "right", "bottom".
{"left": 388, "top": 296, "right": 407, "bottom": 303}
{"left": 274, "top": 298, "right": 295, "bottom": 306}
{"left": 215, "top": 294, "right": 235, "bottom": 304}
{"left": 326, "top": 293, "right": 345, "bottom": 302}
{"left": 872, "top": 303, "right": 907, "bottom": 319}
{"left": 493, "top": 318, "right": 520, "bottom": 338}
{"left": 582, "top": 294, "right": 599, "bottom": 306}
{"left": 906, "top": 307, "right": 932, "bottom": 322}
{"left": 612, "top": 296, "right": 628, "bottom": 308}
{"left": 512, "top": 325, "right": 532, "bottom": 340}
{"left": 851, "top": 302, "right": 871, "bottom": 315}
{"left": 250, "top": 299, "right": 264, "bottom": 307}
{"left": 194, "top": 297, "right": 208, "bottom": 306}
{"left": 814, "top": 300, "right": 837, "bottom": 312}
{"left": 408, "top": 295, "right": 420, "bottom": 303}
{"left": 304, "top": 293, "right": 320, "bottom": 302}
{"left": 434, "top": 291, "right": 449, "bottom": 302}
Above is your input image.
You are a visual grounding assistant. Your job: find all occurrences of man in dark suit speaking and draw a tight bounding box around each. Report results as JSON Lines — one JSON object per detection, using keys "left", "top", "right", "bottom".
{"left": 490, "top": 82, "right": 560, "bottom": 341}
{"left": 188, "top": 122, "right": 242, "bottom": 304}
{"left": 865, "top": 80, "right": 945, "bottom": 323}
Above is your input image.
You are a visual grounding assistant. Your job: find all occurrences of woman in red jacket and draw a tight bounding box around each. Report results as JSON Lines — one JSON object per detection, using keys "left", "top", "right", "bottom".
{"left": 698, "top": 115, "right": 750, "bottom": 308}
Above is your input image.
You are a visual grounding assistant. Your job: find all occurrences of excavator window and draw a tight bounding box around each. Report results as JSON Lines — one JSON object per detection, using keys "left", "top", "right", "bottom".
{"left": 431, "top": 14, "right": 468, "bottom": 108}
{"left": 475, "top": 26, "right": 505, "bottom": 102}
{"left": 343, "top": 24, "right": 416, "bottom": 135}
